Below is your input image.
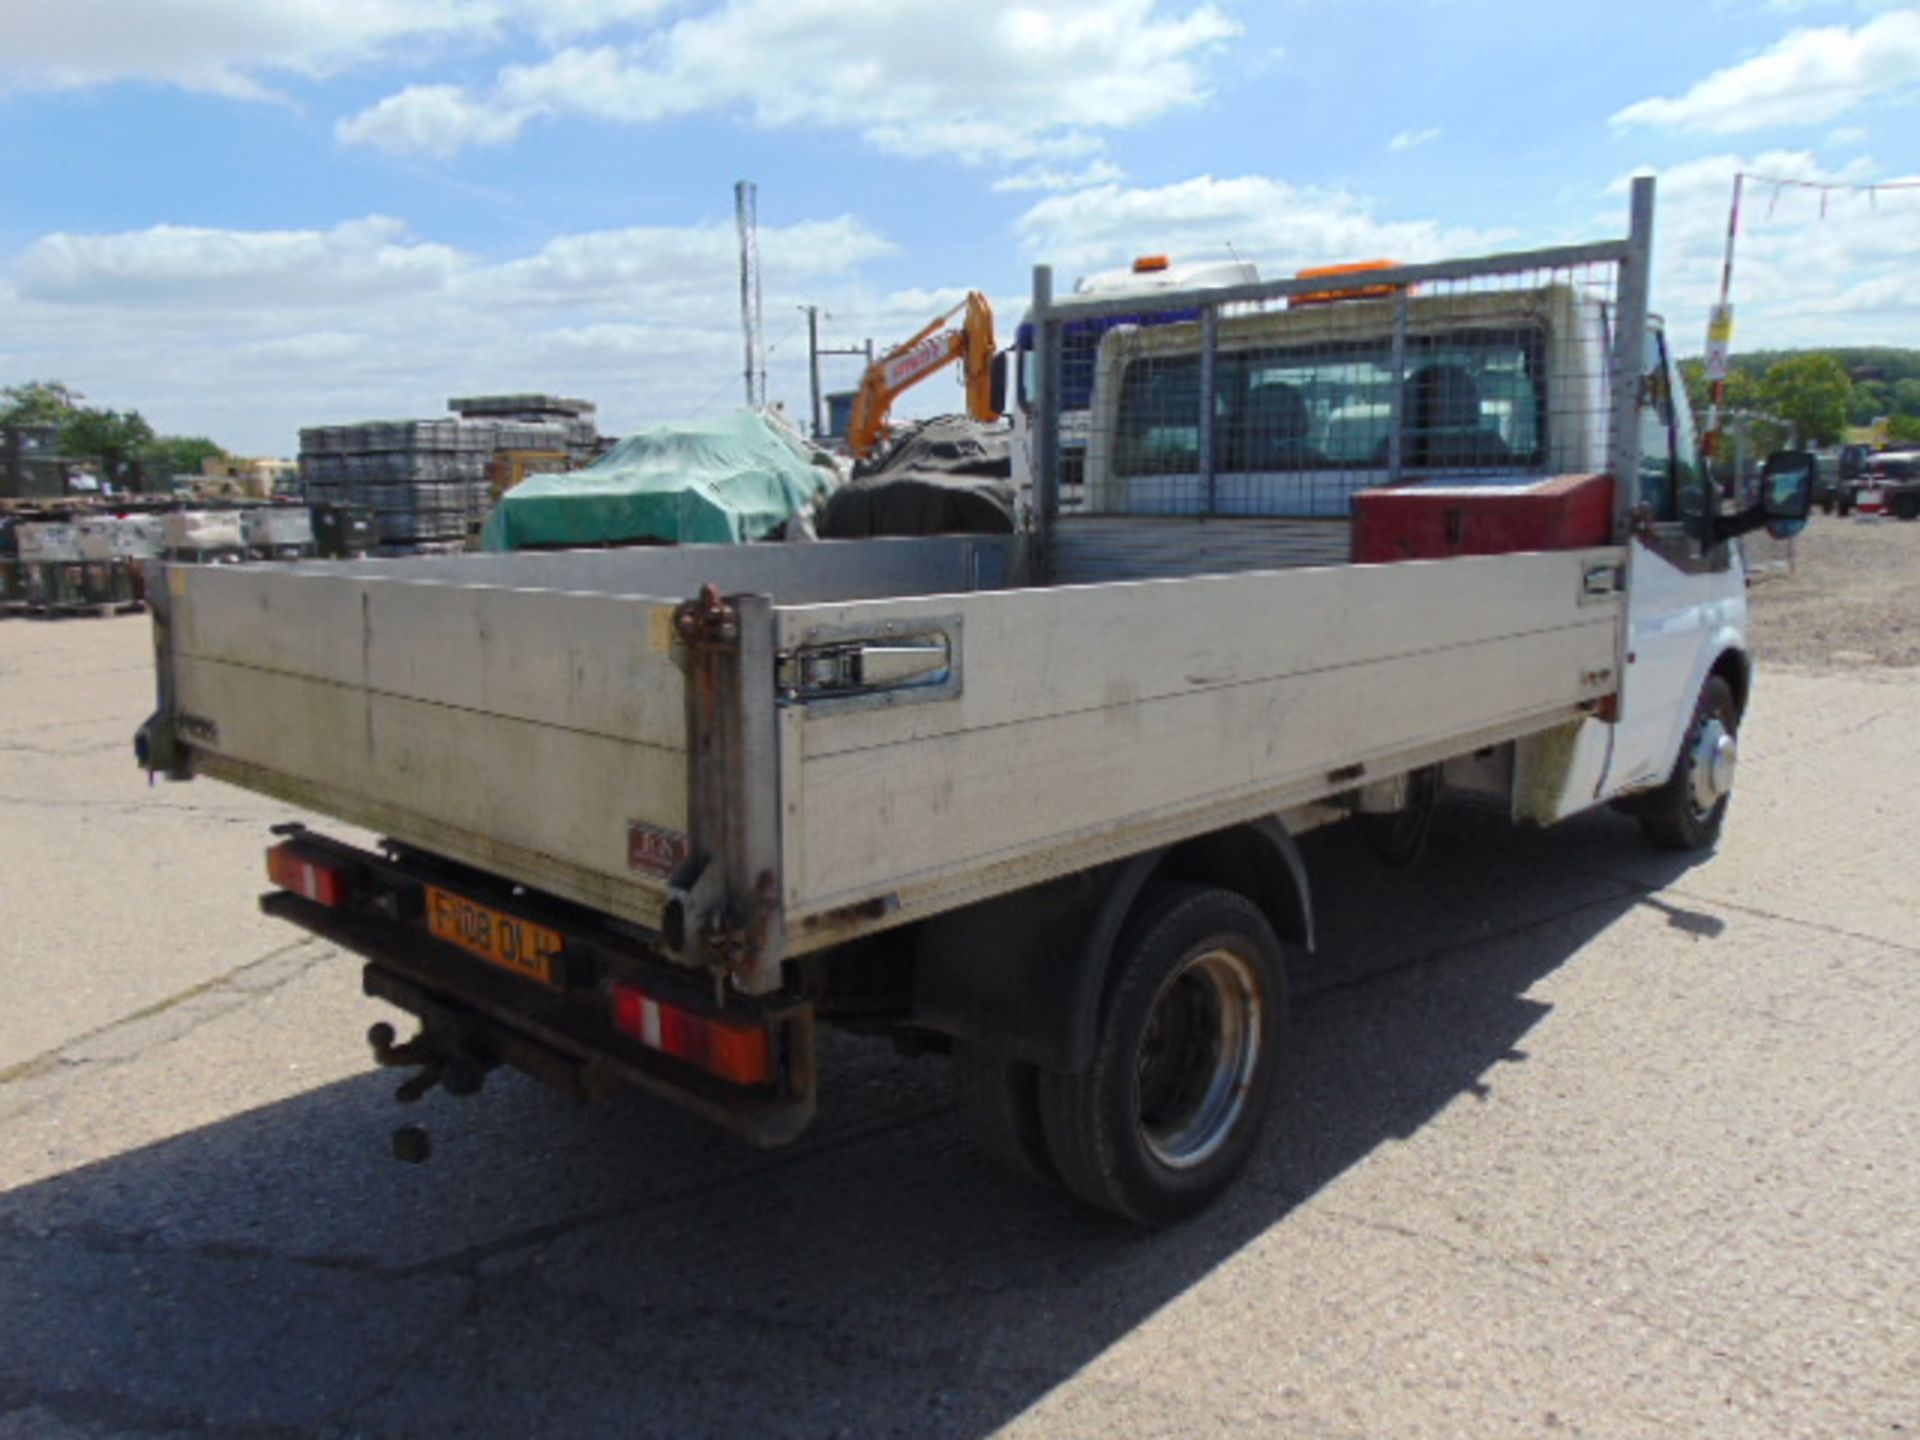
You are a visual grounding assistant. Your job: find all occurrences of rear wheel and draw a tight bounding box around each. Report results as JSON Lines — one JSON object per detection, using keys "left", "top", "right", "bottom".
{"left": 1891, "top": 492, "right": 1920, "bottom": 521}
{"left": 1038, "top": 884, "right": 1286, "bottom": 1226}
{"left": 1639, "top": 675, "right": 1739, "bottom": 852}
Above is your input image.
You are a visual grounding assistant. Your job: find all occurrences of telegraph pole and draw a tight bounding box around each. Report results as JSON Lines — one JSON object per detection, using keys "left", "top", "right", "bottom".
{"left": 801, "top": 306, "right": 875, "bottom": 440}
{"left": 803, "top": 305, "right": 823, "bottom": 439}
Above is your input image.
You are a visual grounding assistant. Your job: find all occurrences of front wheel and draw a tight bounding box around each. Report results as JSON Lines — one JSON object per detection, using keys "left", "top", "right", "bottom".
{"left": 1038, "top": 884, "right": 1287, "bottom": 1226}
{"left": 1639, "top": 675, "right": 1739, "bottom": 852}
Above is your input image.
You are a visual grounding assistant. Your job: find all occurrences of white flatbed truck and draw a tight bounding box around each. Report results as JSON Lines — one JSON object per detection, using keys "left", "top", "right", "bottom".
{"left": 138, "top": 179, "right": 1812, "bottom": 1223}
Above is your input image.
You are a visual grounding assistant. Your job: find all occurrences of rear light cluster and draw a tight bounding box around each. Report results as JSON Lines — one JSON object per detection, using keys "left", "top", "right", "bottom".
{"left": 609, "top": 981, "right": 770, "bottom": 1086}
{"left": 266, "top": 842, "right": 351, "bottom": 908}
{"left": 265, "top": 840, "right": 770, "bottom": 1088}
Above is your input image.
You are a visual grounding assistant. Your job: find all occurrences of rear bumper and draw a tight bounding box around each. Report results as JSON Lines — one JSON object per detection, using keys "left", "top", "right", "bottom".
{"left": 260, "top": 836, "right": 818, "bottom": 1147}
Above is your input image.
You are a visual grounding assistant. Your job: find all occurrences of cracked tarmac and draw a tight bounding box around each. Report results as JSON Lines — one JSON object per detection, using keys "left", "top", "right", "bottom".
{"left": 1, "top": 612, "right": 1915, "bottom": 1439}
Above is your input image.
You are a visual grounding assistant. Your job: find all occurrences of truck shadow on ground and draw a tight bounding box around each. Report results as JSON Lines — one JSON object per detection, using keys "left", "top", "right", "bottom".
{"left": 0, "top": 803, "right": 1719, "bottom": 1438}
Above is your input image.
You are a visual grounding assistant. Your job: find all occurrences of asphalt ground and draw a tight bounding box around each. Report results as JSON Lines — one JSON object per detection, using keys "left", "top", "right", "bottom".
{"left": 1, "top": 536, "right": 1916, "bottom": 1438}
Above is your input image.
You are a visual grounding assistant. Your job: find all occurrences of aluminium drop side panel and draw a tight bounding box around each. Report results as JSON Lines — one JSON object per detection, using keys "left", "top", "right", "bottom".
{"left": 308, "top": 534, "right": 1020, "bottom": 602}
{"left": 776, "top": 547, "right": 1623, "bottom": 945}
{"left": 162, "top": 564, "right": 691, "bottom": 930}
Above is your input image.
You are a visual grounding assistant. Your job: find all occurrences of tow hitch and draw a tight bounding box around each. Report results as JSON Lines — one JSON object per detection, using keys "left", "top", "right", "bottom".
{"left": 367, "top": 1020, "right": 494, "bottom": 1163}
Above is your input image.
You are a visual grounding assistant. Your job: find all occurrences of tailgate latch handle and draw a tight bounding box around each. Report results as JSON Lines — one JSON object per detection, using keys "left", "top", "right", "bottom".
{"left": 852, "top": 639, "right": 950, "bottom": 688}
{"left": 778, "top": 624, "right": 961, "bottom": 707}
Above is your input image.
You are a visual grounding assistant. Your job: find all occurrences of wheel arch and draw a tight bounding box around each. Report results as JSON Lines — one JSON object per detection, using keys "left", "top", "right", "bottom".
{"left": 1152, "top": 819, "right": 1315, "bottom": 959}
{"left": 911, "top": 818, "right": 1313, "bottom": 1074}
{"left": 1637, "top": 627, "right": 1750, "bottom": 794}
{"left": 1709, "top": 645, "right": 1752, "bottom": 721}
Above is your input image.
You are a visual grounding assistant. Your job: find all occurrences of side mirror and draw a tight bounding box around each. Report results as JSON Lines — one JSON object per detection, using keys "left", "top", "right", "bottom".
{"left": 1760, "top": 449, "right": 1814, "bottom": 537}
{"left": 1715, "top": 449, "right": 1814, "bottom": 544}
{"left": 988, "top": 350, "right": 1009, "bottom": 418}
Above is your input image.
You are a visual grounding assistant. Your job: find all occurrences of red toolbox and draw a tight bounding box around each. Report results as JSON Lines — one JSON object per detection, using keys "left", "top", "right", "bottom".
{"left": 1350, "top": 472, "right": 1615, "bottom": 564}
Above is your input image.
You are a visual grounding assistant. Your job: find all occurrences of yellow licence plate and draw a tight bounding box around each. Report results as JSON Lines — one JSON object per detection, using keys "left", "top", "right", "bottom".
{"left": 425, "top": 886, "right": 563, "bottom": 986}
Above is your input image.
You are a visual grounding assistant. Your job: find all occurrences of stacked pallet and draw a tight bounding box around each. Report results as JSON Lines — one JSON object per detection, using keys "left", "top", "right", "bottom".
{"left": 13, "top": 520, "right": 140, "bottom": 611}
{"left": 449, "top": 395, "right": 601, "bottom": 467}
{"left": 299, "top": 420, "right": 561, "bottom": 552}
{"left": 300, "top": 403, "right": 594, "bottom": 553}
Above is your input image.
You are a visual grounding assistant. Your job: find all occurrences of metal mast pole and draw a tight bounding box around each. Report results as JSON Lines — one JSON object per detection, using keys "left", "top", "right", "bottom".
{"left": 1703, "top": 171, "right": 1743, "bottom": 464}
{"left": 1607, "top": 175, "right": 1655, "bottom": 543}
{"left": 804, "top": 305, "right": 823, "bottom": 438}
{"left": 735, "top": 181, "right": 765, "bottom": 409}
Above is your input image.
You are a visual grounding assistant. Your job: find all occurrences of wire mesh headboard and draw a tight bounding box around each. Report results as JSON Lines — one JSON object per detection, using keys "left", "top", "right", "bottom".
{"left": 1026, "top": 177, "right": 1654, "bottom": 580}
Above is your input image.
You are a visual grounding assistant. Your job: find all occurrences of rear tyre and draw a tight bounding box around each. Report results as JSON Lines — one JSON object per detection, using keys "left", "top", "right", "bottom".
{"left": 1038, "top": 884, "right": 1287, "bottom": 1227}
{"left": 954, "top": 1042, "right": 1057, "bottom": 1187}
{"left": 1639, "top": 675, "right": 1739, "bottom": 852}
{"left": 1891, "top": 493, "right": 1920, "bottom": 521}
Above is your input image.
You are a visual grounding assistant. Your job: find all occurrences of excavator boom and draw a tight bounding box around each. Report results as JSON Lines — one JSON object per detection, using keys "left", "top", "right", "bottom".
{"left": 847, "top": 292, "right": 998, "bottom": 459}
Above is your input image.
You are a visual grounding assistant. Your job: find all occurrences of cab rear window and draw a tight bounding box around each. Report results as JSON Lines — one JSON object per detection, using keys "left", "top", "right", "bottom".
{"left": 1113, "top": 328, "right": 1547, "bottom": 477}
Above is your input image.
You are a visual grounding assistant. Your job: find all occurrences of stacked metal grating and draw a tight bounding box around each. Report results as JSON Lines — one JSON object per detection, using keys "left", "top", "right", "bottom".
{"left": 299, "top": 417, "right": 572, "bottom": 552}
{"left": 449, "top": 395, "right": 601, "bottom": 467}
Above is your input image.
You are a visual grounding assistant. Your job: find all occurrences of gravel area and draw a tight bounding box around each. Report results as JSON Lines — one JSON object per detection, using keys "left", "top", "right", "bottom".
{"left": 1747, "top": 511, "right": 1920, "bottom": 670}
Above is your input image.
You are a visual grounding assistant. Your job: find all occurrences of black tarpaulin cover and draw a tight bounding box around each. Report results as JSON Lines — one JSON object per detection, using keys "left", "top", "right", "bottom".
{"left": 820, "top": 416, "right": 1016, "bottom": 538}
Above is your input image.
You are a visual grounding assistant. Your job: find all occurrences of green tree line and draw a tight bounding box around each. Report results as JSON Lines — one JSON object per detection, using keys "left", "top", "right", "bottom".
{"left": 1730, "top": 347, "right": 1920, "bottom": 430}
{"left": 1, "top": 379, "right": 230, "bottom": 484}
{"left": 1680, "top": 348, "right": 1920, "bottom": 452}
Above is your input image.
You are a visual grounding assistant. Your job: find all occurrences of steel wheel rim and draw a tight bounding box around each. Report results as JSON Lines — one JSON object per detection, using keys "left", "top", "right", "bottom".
{"left": 1688, "top": 714, "right": 1737, "bottom": 819}
{"left": 1135, "top": 947, "right": 1262, "bottom": 1170}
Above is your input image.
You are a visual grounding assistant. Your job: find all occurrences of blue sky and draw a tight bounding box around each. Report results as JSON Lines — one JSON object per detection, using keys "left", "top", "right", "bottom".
{"left": 1, "top": 0, "right": 1916, "bottom": 454}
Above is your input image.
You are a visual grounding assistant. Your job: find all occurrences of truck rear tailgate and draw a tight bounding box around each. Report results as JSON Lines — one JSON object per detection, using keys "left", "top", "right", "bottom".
{"left": 146, "top": 537, "right": 1018, "bottom": 946}
{"left": 155, "top": 564, "right": 688, "bottom": 929}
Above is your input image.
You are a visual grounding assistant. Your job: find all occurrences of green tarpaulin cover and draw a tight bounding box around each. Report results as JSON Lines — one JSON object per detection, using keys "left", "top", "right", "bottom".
{"left": 481, "top": 410, "right": 837, "bottom": 551}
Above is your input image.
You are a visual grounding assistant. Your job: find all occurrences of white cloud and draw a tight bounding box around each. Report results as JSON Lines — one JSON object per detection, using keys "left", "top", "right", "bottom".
{"left": 337, "top": 0, "right": 1239, "bottom": 161}
{"left": 0, "top": 0, "right": 679, "bottom": 100}
{"left": 1826, "top": 124, "right": 1870, "bottom": 146}
{"left": 1388, "top": 126, "right": 1441, "bottom": 152}
{"left": 0, "top": 210, "right": 934, "bottom": 453}
{"left": 1605, "top": 152, "right": 1920, "bottom": 350}
{"left": 0, "top": 1, "right": 496, "bottom": 99}
{"left": 521, "top": 0, "right": 684, "bottom": 43}
{"left": 335, "top": 83, "right": 534, "bottom": 156}
{"left": 1611, "top": 9, "right": 1920, "bottom": 133}
{"left": 14, "top": 217, "right": 470, "bottom": 305}
{"left": 480, "top": 216, "right": 895, "bottom": 313}
{"left": 1015, "top": 174, "right": 1508, "bottom": 274}
{"left": 991, "top": 160, "right": 1129, "bottom": 194}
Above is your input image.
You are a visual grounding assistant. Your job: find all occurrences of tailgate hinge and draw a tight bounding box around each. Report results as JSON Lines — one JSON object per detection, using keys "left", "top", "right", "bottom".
{"left": 667, "top": 585, "right": 787, "bottom": 999}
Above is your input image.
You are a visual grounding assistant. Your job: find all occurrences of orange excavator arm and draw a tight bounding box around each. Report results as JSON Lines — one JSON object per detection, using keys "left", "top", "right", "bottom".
{"left": 847, "top": 291, "right": 998, "bottom": 459}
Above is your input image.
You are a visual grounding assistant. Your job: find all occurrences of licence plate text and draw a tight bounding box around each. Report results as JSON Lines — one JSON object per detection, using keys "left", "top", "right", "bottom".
{"left": 425, "top": 886, "right": 563, "bottom": 985}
